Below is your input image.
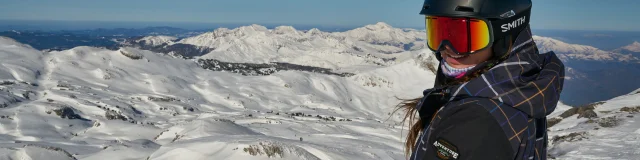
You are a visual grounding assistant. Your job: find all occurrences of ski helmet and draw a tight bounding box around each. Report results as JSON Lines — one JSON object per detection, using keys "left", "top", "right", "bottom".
{"left": 419, "top": 0, "right": 532, "bottom": 58}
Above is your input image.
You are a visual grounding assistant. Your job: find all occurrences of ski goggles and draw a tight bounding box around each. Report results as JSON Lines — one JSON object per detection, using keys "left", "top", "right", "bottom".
{"left": 425, "top": 16, "right": 492, "bottom": 54}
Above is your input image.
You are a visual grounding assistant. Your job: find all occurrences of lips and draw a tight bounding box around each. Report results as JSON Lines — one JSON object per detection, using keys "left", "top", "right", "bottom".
{"left": 443, "top": 51, "right": 469, "bottom": 66}
{"left": 446, "top": 52, "right": 468, "bottom": 59}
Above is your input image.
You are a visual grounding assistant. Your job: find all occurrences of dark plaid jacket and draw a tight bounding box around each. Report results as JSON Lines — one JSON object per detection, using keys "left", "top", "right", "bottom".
{"left": 411, "top": 26, "right": 565, "bottom": 160}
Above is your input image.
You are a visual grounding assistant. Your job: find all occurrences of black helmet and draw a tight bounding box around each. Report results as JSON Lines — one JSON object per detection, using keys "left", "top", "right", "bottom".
{"left": 419, "top": 0, "right": 532, "bottom": 58}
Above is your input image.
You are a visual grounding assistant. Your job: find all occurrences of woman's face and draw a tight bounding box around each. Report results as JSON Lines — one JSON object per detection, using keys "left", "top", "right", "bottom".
{"left": 441, "top": 46, "right": 493, "bottom": 69}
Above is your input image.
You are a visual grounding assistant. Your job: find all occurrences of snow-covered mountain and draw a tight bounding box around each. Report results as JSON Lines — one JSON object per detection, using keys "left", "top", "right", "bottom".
{"left": 621, "top": 41, "right": 640, "bottom": 52}
{"left": 129, "top": 22, "right": 424, "bottom": 71}
{"left": 533, "top": 36, "right": 638, "bottom": 62}
{"left": 135, "top": 36, "right": 177, "bottom": 46}
{"left": 0, "top": 35, "right": 441, "bottom": 160}
{"left": 548, "top": 88, "right": 640, "bottom": 159}
{"left": 613, "top": 41, "right": 640, "bottom": 57}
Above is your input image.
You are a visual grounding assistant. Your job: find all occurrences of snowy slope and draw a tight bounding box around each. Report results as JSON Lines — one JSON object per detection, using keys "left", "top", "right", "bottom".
{"left": 548, "top": 89, "right": 640, "bottom": 159}
{"left": 0, "top": 37, "right": 44, "bottom": 116}
{"left": 0, "top": 36, "right": 439, "bottom": 160}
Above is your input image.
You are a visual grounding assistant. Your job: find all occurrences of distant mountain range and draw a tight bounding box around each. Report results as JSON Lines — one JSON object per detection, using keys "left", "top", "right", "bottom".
{"left": 0, "top": 30, "right": 120, "bottom": 51}
{"left": 532, "top": 29, "right": 640, "bottom": 51}
{"left": 534, "top": 36, "right": 638, "bottom": 62}
{"left": 60, "top": 26, "right": 207, "bottom": 38}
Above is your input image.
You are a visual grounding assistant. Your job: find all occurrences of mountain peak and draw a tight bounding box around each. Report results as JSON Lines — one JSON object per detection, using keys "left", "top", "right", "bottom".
{"left": 235, "top": 24, "right": 268, "bottom": 32}
{"left": 306, "top": 28, "right": 322, "bottom": 35}
{"left": 273, "top": 26, "right": 298, "bottom": 34}
{"left": 622, "top": 41, "right": 640, "bottom": 52}
{"left": 364, "top": 22, "right": 393, "bottom": 30}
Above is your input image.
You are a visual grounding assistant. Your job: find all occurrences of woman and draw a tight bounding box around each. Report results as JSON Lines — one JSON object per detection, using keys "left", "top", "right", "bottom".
{"left": 396, "top": 0, "right": 565, "bottom": 159}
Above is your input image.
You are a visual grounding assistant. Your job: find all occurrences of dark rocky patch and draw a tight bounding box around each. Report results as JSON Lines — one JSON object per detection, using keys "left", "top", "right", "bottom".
{"left": 56, "top": 82, "right": 75, "bottom": 90}
{"left": 551, "top": 132, "right": 588, "bottom": 145}
{"left": 119, "top": 50, "right": 142, "bottom": 60}
{"left": 577, "top": 110, "right": 598, "bottom": 119}
{"left": 197, "top": 59, "right": 354, "bottom": 77}
{"left": 105, "top": 110, "right": 127, "bottom": 121}
{"left": 182, "top": 106, "right": 195, "bottom": 112}
{"left": 52, "top": 107, "right": 88, "bottom": 120}
{"left": 0, "top": 115, "right": 13, "bottom": 120}
{"left": 243, "top": 142, "right": 284, "bottom": 158}
{"left": 586, "top": 116, "right": 622, "bottom": 128}
{"left": 130, "top": 106, "right": 143, "bottom": 115}
{"left": 0, "top": 81, "right": 15, "bottom": 85}
{"left": 620, "top": 106, "right": 640, "bottom": 113}
{"left": 547, "top": 117, "right": 563, "bottom": 128}
{"left": 121, "top": 38, "right": 214, "bottom": 59}
{"left": 147, "top": 96, "right": 180, "bottom": 102}
{"left": 559, "top": 102, "right": 604, "bottom": 119}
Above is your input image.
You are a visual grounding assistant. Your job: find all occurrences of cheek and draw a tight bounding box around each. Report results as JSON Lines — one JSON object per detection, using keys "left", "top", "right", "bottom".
{"left": 470, "top": 50, "right": 492, "bottom": 63}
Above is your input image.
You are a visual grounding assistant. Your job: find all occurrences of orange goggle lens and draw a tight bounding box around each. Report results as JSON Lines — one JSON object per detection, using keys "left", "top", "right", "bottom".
{"left": 426, "top": 16, "right": 491, "bottom": 54}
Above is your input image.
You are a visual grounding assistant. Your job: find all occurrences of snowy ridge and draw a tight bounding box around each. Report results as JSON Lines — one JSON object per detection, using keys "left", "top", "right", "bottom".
{"left": 135, "top": 36, "right": 177, "bottom": 46}
{"left": 0, "top": 36, "right": 438, "bottom": 160}
{"left": 173, "top": 22, "right": 423, "bottom": 69}
{"left": 548, "top": 89, "right": 640, "bottom": 159}
{"left": 342, "top": 22, "right": 424, "bottom": 49}
{"left": 533, "top": 36, "right": 638, "bottom": 62}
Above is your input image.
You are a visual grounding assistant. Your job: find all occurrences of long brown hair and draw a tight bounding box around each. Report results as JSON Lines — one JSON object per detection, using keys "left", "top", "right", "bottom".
{"left": 394, "top": 37, "right": 514, "bottom": 158}
{"left": 391, "top": 68, "right": 490, "bottom": 158}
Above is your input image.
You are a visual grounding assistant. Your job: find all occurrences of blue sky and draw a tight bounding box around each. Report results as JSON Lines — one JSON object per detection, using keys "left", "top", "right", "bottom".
{"left": 0, "top": 0, "right": 638, "bottom": 31}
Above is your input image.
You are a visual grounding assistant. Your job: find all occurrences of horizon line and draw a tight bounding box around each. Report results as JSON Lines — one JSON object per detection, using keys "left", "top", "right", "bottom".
{"left": 1, "top": 19, "right": 640, "bottom": 32}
